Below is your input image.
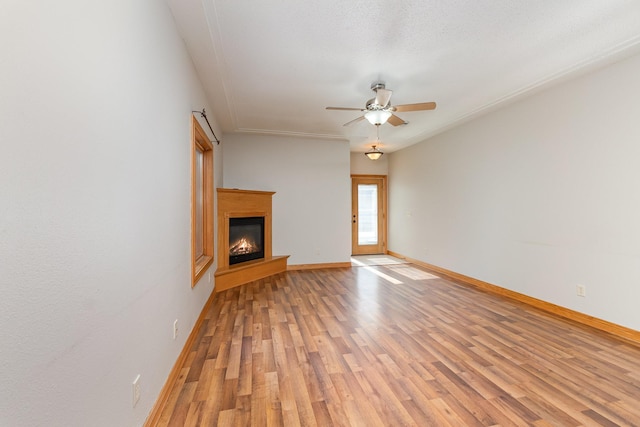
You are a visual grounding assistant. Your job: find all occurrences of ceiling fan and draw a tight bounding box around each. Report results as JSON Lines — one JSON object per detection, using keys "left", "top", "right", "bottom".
{"left": 326, "top": 82, "right": 436, "bottom": 126}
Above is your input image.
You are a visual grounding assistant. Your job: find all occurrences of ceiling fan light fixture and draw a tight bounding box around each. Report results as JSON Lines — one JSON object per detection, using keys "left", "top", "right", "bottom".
{"left": 365, "top": 145, "right": 384, "bottom": 161}
{"left": 364, "top": 110, "right": 392, "bottom": 125}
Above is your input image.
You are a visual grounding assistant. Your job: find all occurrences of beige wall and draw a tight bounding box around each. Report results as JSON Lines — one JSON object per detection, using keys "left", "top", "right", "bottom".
{"left": 389, "top": 52, "right": 640, "bottom": 331}
{"left": 350, "top": 151, "right": 389, "bottom": 175}
{"left": 223, "top": 134, "right": 352, "bottom": 265}
{"left": 0, "top": 1, "right": 221, "bottom": 425}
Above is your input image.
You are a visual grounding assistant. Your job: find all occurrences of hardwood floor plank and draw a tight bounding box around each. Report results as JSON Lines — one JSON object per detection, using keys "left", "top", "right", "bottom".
{"left": 340, "top": 371, "right": 387, "bottom": 427}
{"left": 307, "top": 350, "right": 341, "bottom": 406}
{"left": 581, "top": 408, "right": 620, "bottom": 427}
{"left": 149, "top": 263, "right": 640, "bottom": 426}
{"left": 517, "top": 395, "right": 581, "bottom": 426}
{"left": 264, "top": 371, "right": 284, "bottom": 427}
{"left": 287, "top": 355, "right": 317, "bottom": 426}
{"left": 310, "top": 401, "right": 333, "bottom": 426}
{"left": 216, "top": 409, "right": 235, "bottom": 426}
{"left": 606, "top": 400, "right": 640, "bottom": 425}
{"left": 429, "top": 397, "right": 473, "bottom": 427}
{"left": 182, "top": 401, "right": 204, "bottom": 427}
{"left": 193, "top": 366, "right": 225, "bottom": 425}
{"left": 262, "top": 339, "right": 276, "bottom": 373}
{"left": 192, "top": 358, "right": 216, "bottom": 402}
{"left": 522, "top": 378, "right": 593, "bottom": 419}
{"left": 237, "top": 336, "right": 253, "bottom": 396}
{"left": 156, "top": 368, "right": 189, "bottom": 427}
{"left": 355, "top": 365, "right": 417, "bottom": 425}
{"left": 430, "top": 360, "right": 498, "bottom": 426}
{"left": 166, "top": 381, "right": 197, "bottom": 427}
{"left": 298, "top": 354, "right": 324, "bottom": 403}
{"left": 233, "top": 394, "right": 251, "bottom": 427}
{"left": 250, "top": 352, "right": 267, "bottom": 426}
{"left": 225, "top": 342, "right": 243, "bottom": 380}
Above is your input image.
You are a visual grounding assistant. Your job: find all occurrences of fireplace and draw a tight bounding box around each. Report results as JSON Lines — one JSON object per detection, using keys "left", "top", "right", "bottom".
{"left": 215, "top": 188, "right": 288, "bottom": 292}
{"left": 229, "top": 216, "right": 264, "bottom": 265}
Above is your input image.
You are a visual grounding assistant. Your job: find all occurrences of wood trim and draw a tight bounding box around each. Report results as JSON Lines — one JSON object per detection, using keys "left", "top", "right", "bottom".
{"left": 217, "top": 188, "right": 276, "bottom": 197}
{"left": 143, "top": 290, "right": 217, "bottom": 427}
{"left": 351, "top": 175, "right": 387, "bottom": 255}
{"left": 191, "top": 116, "right": 214, "bottom": 286}
{"left": 387, "top": 250, "right": 640, "bottom": 346}
{"left": 287, "top": 262, "right": 352, "bottom": 271}
{"left": 214, "top": 255, "right": 289, "bottom": 292}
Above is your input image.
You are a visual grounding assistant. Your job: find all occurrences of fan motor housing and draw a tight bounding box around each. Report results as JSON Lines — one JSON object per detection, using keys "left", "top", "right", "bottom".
{"left": 366, "top": 98, "right": 382, "bottom": 110}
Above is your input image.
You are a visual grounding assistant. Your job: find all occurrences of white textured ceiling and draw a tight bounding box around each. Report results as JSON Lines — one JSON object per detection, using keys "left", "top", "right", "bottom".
{"left": 167, "top": 0, "right": 640, "bottom": 152}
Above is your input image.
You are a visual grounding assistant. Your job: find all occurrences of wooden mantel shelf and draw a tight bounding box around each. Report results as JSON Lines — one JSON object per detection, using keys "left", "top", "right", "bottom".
{"left": 215, "top": 188, "right": 288, "bottom": 291}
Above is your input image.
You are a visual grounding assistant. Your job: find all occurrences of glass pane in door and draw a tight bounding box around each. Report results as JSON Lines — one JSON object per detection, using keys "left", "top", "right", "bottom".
{"left": 358, "top": 184, "right": 378, "bottom": 245}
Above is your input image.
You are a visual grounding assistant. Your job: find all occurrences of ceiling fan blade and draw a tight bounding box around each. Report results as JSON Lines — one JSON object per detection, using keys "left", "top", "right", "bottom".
{"left": 326, "top": 107, "right": 364, "bottom": 111}
{"left": 374, "top": 88, "right": 392, "bottom": 107}
{"left": 393, "top": 102, "right": 436, "bottom": 112}
{"left": 387, "top": 114, "right": 407, "bottom": 126}
{"left": 343, "top": 116, "right": 365, "bottom": 126}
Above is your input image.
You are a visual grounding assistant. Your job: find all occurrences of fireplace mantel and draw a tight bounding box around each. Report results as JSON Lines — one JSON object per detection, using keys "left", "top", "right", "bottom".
{"left": 214, "top": 188, "right": 288, "bottom": 291}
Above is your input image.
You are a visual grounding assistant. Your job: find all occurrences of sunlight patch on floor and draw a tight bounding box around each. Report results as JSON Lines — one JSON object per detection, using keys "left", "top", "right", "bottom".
{"left": 365, "top": 256, "right": 405, "bottom": 265}
{"left": 350, "top": 255, "right": 408, "bottom": 266}
{"left": 351, "top": 257, "right": 403, "bottom": 284}
{"left": 387, "top": 265, "right": 439, "bottom": 281}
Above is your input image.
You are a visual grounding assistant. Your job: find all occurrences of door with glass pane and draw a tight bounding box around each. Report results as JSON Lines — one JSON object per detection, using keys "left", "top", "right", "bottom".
{"left": 351, "top": 175, "right": 386, "bottom": 255}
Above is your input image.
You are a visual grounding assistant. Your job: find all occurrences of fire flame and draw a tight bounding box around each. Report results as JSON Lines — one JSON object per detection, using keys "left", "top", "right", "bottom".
{"left": 229, "top": 237, "right": 259, "bottom": 256}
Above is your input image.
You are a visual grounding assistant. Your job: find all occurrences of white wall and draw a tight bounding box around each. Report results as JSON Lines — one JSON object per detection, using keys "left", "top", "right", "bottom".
{"left": 0, "top": 1, "right": 222, "bottom": 426}
{"left": 350, "top": 152, "right": 389, "bottom": 175}
{"left": 222, "top": 134, "right": 351, "bottom": 265}
{"left": 389, "top": 52, "right": 640, "bottom": 331}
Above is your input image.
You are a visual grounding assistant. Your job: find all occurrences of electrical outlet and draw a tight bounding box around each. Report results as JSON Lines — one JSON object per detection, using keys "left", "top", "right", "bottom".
{"left": 132, "top": 374, "right": 141, "bottom": 407}
{"left": 576, "top": 285, "right": 586, "bottom": 297}
{"left": 173, "top": 319, "right": 179, "bottom": 339}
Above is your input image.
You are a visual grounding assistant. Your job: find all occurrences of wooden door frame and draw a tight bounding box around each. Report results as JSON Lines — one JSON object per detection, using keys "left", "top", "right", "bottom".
{"left": 351, "top": 174, "right": 387, "bottom": 255}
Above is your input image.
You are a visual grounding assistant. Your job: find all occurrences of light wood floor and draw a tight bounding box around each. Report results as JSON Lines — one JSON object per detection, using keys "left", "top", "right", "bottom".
{"left": 155, "top": 262, "right": 640, "bottom": 426}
